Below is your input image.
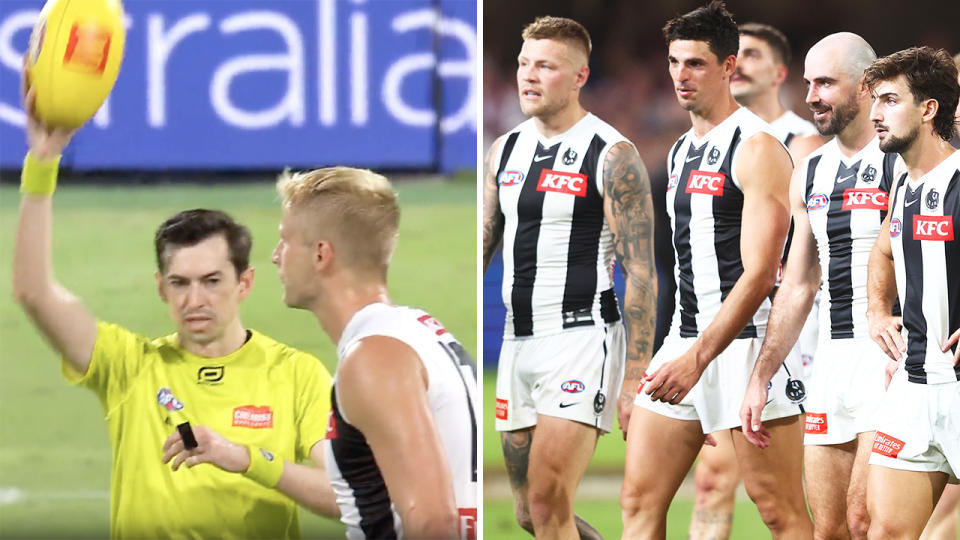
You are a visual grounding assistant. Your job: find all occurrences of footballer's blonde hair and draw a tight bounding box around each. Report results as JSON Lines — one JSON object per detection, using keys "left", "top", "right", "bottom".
{"left": 522, "top": 16, "right": 592, "bottom": 61}
{"left": 277, "top": 166, "right": 399, "bottom": 277}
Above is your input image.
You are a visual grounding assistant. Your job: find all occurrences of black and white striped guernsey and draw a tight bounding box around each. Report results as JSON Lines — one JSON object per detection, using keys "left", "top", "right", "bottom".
{"left": 804, "top": 137, "right": 902, "bottom": 339}
{"left": 665, "top": 107, "right": 780, "bottom": 338}
{"left": 887, "top": 150, "right": 960, "bottom": 384}
{"left": 495, "top": 113, "right": 629, "bottom": 338}
{"left": 324, "top": 303, "right": 478, "bottom": 539}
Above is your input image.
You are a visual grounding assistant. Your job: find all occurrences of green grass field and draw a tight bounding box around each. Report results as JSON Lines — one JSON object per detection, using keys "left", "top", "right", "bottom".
{"left": 481, "top": 373, "right": 771, "bottom": 539}
{"left": 0, "top": 178, "right": 475, "bottom": 539}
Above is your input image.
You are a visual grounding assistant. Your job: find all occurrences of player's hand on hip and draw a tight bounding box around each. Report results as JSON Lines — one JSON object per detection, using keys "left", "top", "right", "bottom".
{"left": 739, "top": 376, "right": 772, "bottom": 448}
{"left": 867, "top": 310, "right": 906, "bottom": 362}
{"left": 642, "top": 350, "right": 704, "bottom": 405}
{"left": 943, "top": 327, "right": 960, "bottom": 366}
{"left": 162, "top": 425, "right": 250, "bottom": 473}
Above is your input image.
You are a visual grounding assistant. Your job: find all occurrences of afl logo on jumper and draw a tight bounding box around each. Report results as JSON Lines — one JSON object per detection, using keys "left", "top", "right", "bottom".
{"left": 890, "top": 218, "right": 903, "bottom": 237}
{"left": 498, "top": 170, "right": 524, "bottom": 187}
{"left": 686, "top": 170, "right": 725, "bottom": 196}
{"left": 667, "top": 173, "right": 679, "bottom": 191}
{"left": 417, "top": 314, "right": 449, "bottom": 336}
{"left": 561, "top": 380, "right": 585, "bottom": 394}
{"left": 537, "top": 169, "right": 588, "bottom": 197}
{"left": 807, "top": 193, "right": 829, "bottom": 211}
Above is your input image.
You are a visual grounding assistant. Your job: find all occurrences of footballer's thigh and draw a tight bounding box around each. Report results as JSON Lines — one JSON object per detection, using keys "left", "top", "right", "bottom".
{"left": 621, "top": 406, "right": 705, "bottom": 538}
{"left": 804, "top": 440, "right": 857, "bottom": 534}
{"left": 867, "top": 467, "right": 948, "bottom": 539}
{"left": 732, "top": 415, "right": 811, "bottom": 536}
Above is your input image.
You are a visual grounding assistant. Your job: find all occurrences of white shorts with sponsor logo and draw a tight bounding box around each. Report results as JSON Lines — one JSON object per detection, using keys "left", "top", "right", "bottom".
{"left": 634, "top": 335, "right": 806, "bottom": 434}
{"left": 868, "top": 371, "right": 960, "bottom": 484}
{"left": 495, "top": 322, "right": 625, "bottom": 434}
{"left": 803, "top": 337, "right": 887, "bottom": 445}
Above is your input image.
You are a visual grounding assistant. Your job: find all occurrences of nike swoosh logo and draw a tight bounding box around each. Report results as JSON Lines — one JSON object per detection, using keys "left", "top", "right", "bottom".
{"left": 686, "top": 155, "right": 701, "bottom": 163}
{"left": 558, "top": 402, "right": 579, "bottom": 408}
{"left": 836, "top": 174, "right": 855, "bottom": 183}
{"left": 905, "top": 198, "right": 919, "bottom": 207}
{"left": 533, "top": 155, "right": 552, "bottom": 162}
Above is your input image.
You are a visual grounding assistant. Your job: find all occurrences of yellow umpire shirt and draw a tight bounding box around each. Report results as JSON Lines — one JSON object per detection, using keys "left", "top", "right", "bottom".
{"left": 63, "top": 321, "right": 332, "bottom": 540}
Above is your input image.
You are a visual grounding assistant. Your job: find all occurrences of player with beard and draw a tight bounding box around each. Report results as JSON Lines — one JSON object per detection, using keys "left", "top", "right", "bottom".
{"left": 864, "top": 46, "right": 960, "bottom": 540}
{"left": 621, "top": 3, "right": 811, "bottom": 537}
{"left": 483, "top": 16, "right": 656, "bottom": 540}
{"left": 689, "top": 22, "right": 826, "bottom": 539}
{"left": 740, "top": 33, "right": 907, "bottom": 539}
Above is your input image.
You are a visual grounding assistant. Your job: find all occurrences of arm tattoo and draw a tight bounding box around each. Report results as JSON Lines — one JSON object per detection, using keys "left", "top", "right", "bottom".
{"left": 483, "top": 140, "right": 505, "bottom": 274}
{"left": 500, "top": 430, "right": 532, "bottom": 491}
{"left": 604, "top": 142, "right": 657, "bottom": 379}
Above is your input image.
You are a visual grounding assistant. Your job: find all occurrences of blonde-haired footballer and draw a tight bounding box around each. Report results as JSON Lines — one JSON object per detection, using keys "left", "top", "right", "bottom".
{"left": 272, "top": 167, "right": 479, "bottom": 539}
{"left": 13, "top": 88, "right": 339, "bottom": 538}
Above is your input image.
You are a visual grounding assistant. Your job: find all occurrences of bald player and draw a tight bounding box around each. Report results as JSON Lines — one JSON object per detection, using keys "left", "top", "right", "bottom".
{"left": 741, "top": 33, "right": 904, "bottom": 539}
{"left": 690, "top": 21, "right": 826, "bottom": 539}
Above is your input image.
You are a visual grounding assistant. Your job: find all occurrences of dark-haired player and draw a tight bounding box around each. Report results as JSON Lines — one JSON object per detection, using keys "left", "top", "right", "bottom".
{"left": 483, "top": 15, "right": 656, "bottom": 540}
{"left": 864, "top": 45, "right": 960, "bottom": 540}
{"left": 690, "top": 21, "right": 826, "bottom": 539}
{"left": 13, "top": 91, "right": 337, "bottom": 538}
{"left": 620, "top": 3, "right": 812, "bottom": 537}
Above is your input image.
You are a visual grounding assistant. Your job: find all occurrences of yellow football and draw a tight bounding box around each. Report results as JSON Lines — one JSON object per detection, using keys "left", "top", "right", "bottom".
{"left": 26, "top": 0, "right": 125, "bottom": 128}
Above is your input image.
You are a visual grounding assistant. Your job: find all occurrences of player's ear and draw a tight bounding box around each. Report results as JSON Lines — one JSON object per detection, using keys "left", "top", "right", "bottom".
{"left": 574, "top": 64, "right": 590, "bottom": 89}
{"left": 920, "top": 97, "right": 939, "bottom": 125}
{"left": 722, "top": 54, "right": 737, "bottom": 78}
{"left": 156, "top": 272, "right": 167, "bottom": 303}
{"left": 237, "top": 267, "right": 255, "bottom": 300}
{"left": 315, "top": 239, "right": 335, "bottom": 272}
{"left": 774, "top": 64, "right": 788, "bottom": 85}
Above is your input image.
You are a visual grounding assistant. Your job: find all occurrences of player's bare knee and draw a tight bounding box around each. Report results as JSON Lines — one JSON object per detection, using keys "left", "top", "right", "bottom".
{"left": 512, "top": 496, "right": 534, "bottom": 532}
{"left": 846, "top": 505, "right": 870, "bottom": 540}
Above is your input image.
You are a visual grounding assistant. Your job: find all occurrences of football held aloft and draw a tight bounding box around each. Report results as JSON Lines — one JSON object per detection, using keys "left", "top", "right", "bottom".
{"left": 27, "top": 0, "right": 125, "bottom": 128}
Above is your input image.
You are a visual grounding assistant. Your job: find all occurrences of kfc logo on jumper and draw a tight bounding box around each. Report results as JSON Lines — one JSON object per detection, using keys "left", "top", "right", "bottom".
{"left": 804, "top": 412, "right": 828, "bottom": 434}
{"left": 498, "top": 170, "right": 524, "bottom": 187}
{"left": 842, "top": 188, "right": 888, "bottom": 210}
{"left": 537, "top": 170, "right": 588, "bottom": 197}
{"left": 496, "top": 398, "right": 509, "bottom": 420}
{"left": 913, "top": 215, "right": 954, "bottom": 241}
{"left": 872, "top": 432, "right": 905, "bottom": 458}
{"left": 686, "top": 170, "right": 725, "bottom": 196}
{"left": 417, "top": 314, "right": 448, "bottom": 336}
{"left": 233, "top": 405, "right": 274, "bottom": 428}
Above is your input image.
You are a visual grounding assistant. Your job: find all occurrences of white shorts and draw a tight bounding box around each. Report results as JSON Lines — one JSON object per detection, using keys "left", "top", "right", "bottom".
{"left": 495, "top": 323, "right": 625, "bottom": 433}
{"left": 868, "top": 371, "right": 960, "bottom": 484}
{"left": 803, "top": 337, "right": 887, "bottom": 445}
{"left": 798, "top": 296, "right": 819, "bottom": 380}
{"left": 634, "top": 335, "right": 806, "bottom": 434}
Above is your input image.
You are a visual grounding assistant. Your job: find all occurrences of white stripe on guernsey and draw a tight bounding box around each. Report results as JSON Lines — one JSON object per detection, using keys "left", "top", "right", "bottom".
{"left": 0, "top": 486, "right": 109, "bottom": 505}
